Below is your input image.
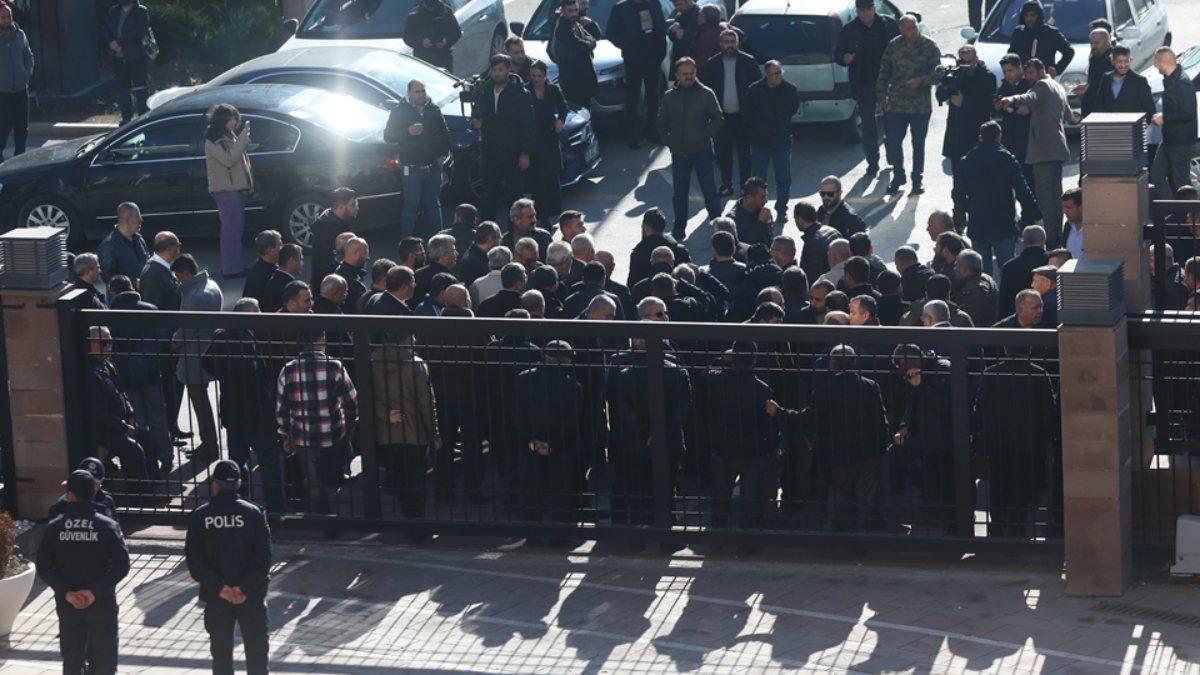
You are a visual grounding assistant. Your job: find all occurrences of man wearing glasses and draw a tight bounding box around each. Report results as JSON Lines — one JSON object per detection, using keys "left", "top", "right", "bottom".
{"left": 815, "top": 175, "right": 867, "bottom": 239}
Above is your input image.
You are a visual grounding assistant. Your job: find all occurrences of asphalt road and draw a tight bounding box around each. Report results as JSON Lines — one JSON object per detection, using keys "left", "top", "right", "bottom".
{"left": 30, "top": 0, "right": 1200, "bottom": 306}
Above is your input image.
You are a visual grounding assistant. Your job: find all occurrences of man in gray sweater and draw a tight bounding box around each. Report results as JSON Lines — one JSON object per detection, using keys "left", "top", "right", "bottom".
{"left": 657, "top": 56, "right": 723, "bottom": 241}
{"left": 999, "top": 58, "right": 1070, "bottom": 247}
{"left": 0, "top": 4, "right": 33, "bottom": 159}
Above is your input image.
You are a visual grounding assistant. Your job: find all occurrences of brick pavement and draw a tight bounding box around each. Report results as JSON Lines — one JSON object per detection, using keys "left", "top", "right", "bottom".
{"left": 3, "top": 538, "right": 1200, "bottom": 674}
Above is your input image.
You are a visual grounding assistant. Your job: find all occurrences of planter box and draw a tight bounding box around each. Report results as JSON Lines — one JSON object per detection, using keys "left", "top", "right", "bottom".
{"left": 0, "top": 562, "right": 35, "bottom": 637}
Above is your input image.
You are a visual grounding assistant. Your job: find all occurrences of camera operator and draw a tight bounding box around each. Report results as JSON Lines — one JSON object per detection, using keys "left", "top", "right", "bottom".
{"left": 939, "top": 45, "right": 995, "bottom": 176}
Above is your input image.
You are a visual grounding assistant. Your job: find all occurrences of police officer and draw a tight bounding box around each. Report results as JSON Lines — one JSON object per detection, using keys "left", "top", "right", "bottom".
{"left": 49, "top": 457, "right": 119, "bottom": 522}
{"left": 185, "top": 460, "right": 272, "bottom": 675}
{"left": 37, "top": 469, "right": 131, "bottom": 675}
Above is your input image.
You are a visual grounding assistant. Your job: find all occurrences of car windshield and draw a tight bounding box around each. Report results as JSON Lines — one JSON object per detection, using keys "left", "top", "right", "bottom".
{"left": 734, "top": 15, "right": 837, "bottom": 65}
{"left": 356, "top": 52, "right": 458, "bottom": 105}
{"left": 980, "top": 0, "right": 1105, "bottom": 43}
{"left": 298, "top": 0, "right": 419, "bottom": 40}
{"left": 279, "top": 89, "right": 391, "bottom": 143}
{"left": 525, "top": 0, "right": 621, "bottom": 40}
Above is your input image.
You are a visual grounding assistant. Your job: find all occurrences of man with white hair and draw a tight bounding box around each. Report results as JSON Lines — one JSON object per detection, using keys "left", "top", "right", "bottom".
{"left": 920, "top": 298, "right": 951, "bottom": 326}
{"left": 546, "top": 240, "right": 575, "bottom": 289}
{"left": 993, "top": 288, "right": 1043, "bottom": 328}
{"left": 314, "top": 274, "right": 348, "bottom": 314}
{"left": 414, "top": 233, "right": 457, "bottom": 305}
{"left": 71, "top": 252, "right": 107, "bottom": 310}
{"left": 502, "top": 198, "right": 552, "bottom": 257}
{"left": 513, "top": 236, "right": 541, "bottom": 271}
{"left": 817, "top": 238, "right": 851, "bottom": 288}
{"left": 470, "top": 245, "right": 512, "bottom": 307}
{"left": 950, "top": 248, "right": 998, "bottom": 328}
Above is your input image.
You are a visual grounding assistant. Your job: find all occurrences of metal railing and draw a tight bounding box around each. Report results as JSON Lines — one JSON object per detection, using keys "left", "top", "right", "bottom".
{"left": 62, "top": 304, "right": 1063, "bottom": 550}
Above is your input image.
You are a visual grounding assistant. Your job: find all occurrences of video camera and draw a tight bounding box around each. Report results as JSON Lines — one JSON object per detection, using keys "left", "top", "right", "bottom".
{"left": 934, "top": 54, "right": 971, "bottom": 106}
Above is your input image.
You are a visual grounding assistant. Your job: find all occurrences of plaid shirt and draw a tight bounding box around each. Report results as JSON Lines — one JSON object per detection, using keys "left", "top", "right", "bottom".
{"left": 276, "top": 350, "right": 359, "bottom": 450}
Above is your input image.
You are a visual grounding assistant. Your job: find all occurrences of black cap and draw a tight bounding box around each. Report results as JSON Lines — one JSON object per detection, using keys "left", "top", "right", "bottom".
{"left": 66, "top": 470, "right": 96, "bottom": 500}
{"left": 78, "top": 457, "right": 105, "bottom": 482}
{"left": 855, "top": 0, "right": 875, "bottom": 9}
{"left": 211, "top": 460, "right": 241, "bottom": 484}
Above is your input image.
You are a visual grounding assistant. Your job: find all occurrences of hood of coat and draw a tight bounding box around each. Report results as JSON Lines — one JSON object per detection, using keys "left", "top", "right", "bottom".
{"left": 1019, "top": 1, "right": 1045, "bottom": 27}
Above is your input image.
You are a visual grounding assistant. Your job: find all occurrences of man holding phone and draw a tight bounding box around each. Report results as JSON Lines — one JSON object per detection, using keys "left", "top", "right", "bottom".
{"left": 385, "top": 79, "right": 451, "bottom": 239}
{"left": 834, "top": 0, "right": 899, "bottom": 176}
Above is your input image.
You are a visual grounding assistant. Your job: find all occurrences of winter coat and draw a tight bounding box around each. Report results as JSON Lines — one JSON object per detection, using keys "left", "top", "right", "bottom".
{"left": 385, "top": 97, "right": 451, "bottom": 166}
{"left": 372, "top": 345, "right": 438, "bottom": 446}
{"left": 0, "top": 24, "right": 33, "bottom": 93}
{"left": 471, "top": 74, "right": 536, "bottom": 160}
{"left": 743, "top": 77, "right": 799, "bottom": 147}
{"left": 402, "top": 1, "right": 461, "bottom": 70}
{"left": 205, "top": 129, "right": 253, "bottom": 193}
{"left": 952, "top": 139, "right": 1041, "bottom": 243}
{"left": 657, "top": 80, "right": 723, "bottom": 157}
{"left": 1006, "top": 1, "right": 1074, "bottom": 75}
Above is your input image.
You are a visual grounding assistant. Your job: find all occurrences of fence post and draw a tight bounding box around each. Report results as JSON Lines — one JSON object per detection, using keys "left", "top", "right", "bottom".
{"left": 352, "top": 325, "right": 382, "bottom": 520}
{"left": 645, "top": 338, "right": 672, "bottom": 531}
{"left": 1057, "top": 262, "right": 1133, "bottom": 596}
{"left": 1081, "top": 173, "right": 1150, "bottom": 312}
{"left": 950, "top": 343, "right": 973, "bottom": 538}
{"left": 0, "top": 286, "right": 75, "bottom": 517}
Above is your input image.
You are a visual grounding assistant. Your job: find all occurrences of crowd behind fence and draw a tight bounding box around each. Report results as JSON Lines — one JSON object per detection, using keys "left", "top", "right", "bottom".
{"left": 64, "top": 305, "right": 1065, "bottom": 547}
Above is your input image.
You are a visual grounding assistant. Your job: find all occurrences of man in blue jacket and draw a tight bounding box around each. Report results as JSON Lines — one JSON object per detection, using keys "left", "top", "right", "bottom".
{"left": 97, "top": 202, "right": 150, "bottom": 288}
{"left": 952, "top": 120, "right": 1042, "bottom": 276}
{"left": 0, "top": 3, "right": 33, "bottom": 158}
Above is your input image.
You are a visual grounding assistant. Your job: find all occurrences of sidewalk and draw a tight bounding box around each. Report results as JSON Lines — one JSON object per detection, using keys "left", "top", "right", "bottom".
{"left": 2, "top": 536, "right": 1199, "bottom": 674}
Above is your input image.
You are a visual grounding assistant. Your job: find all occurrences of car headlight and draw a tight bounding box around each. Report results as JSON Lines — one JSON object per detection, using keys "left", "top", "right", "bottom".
{"left": 1058, "top": 72, "right": 1088, "bottom": 90}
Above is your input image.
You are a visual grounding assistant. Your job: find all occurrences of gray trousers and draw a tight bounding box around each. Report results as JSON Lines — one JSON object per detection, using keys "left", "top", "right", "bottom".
{"left": 126, "top": 384, "right": 170, "bottom": 465}
{"left": 1031, "top": 162, "right": 1064, "bottom": 247}
{"left": 1151, "top": 142, "right": 1196, "bottom": 201}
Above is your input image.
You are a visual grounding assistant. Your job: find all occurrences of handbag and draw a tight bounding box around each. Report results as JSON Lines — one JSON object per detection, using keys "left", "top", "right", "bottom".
{"left": 142, "top": 26, "right": 160, "bottom": 62}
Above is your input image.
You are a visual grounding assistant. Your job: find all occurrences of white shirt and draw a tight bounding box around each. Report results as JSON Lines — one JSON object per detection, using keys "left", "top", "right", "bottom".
{"left": 818, "top": 261, "right": 846, "bottom": 288}
{"left": 1065, "top": 221, "right": 1084, "bottom": 260}
{"left": 722, "top": 57, "right": 739, "bottom": 113}
{"left": 470, "top": 270, "right": 504, "bottom": 308}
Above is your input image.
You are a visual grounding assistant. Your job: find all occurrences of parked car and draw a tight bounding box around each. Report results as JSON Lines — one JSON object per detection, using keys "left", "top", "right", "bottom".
{"left": 513, "top": 0, "right": 674, "bottom": 115}
{"left": 963, "top": 0, "right": 1170, "bottom": 129}
{"left": 147, "top": 47, "right": 600, "bottom": 204}
{"left": 729, "top": 0, "right": 915, "bottom": 142}
{"left": 0, "top": 84, "right": 410, "bottom": 249}
{"left": 280, "top": 0, "right": 509, "bottom": 79}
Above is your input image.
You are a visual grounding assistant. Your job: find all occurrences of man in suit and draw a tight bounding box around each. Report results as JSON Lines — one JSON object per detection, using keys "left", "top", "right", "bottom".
{"left": 998, "top": 224, "right": 1049, "bottom": 319}
{"left": 1093, "top": 45, "right": 1154, "bottom": 120}
{"left": 701, "top": 29, "right": 760, "bottom": 196}
{"left": 999, "top": 58, "right": 1070, "bottom": 247}
{"left": 261, "top": 244, "right": 304, "bottom": 314}
{"left": 140, "top": 231, "right": 185, "bottom": 442}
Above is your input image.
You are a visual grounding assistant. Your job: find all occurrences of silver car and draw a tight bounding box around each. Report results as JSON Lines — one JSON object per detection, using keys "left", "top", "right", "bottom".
{"left": 280, "top": 0, "right": 509, "bottom": 78}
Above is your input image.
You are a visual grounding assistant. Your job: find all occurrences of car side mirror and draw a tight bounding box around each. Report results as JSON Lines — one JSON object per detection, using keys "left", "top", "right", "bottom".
{"left": 1119, "top": 26, "right": 1142, "bottom": 41}
{"left": 960, "top": 27, "right": 978, "bottom": 42}
{"left": 282, "top": 18, "right": 299, "bottom": 36}
{"left": 509, "top": 21, "right": 525, "bottom": 37}
{"left": 97, "top": 150, "right": 116, "bottom": 165}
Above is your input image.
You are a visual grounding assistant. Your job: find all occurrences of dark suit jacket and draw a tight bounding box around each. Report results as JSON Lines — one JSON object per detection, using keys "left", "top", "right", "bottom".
{"left": 477, "top": 289, "right": 523, "bottom": 318}
{"left": 139, "top": 259, "right": 180, "bottom": 311}
{"left": 261, "top": 269, "right": 296, "bottom": 314}
{"left": 998, "top": 246, "right": 1048, "bottom": 319}
{"left": 1095, "top": 70, "right": 1155, "bottom": 119}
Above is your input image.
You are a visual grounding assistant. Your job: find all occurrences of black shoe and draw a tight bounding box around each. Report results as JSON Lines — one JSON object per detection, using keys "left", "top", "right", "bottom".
{"left": 910, "top": 178, "right": 925, "bottom": 195}
{"left": 775, "top": 210, "right": 788, "bottom": 224}
{"left": 865, "top": 162, "right": 879, "bottom": 176}
{"left": 887, "top": 175, "right": 905, "bottom": 194}
{"left": 718, "top": 185, "right": 733, "bottom": 197}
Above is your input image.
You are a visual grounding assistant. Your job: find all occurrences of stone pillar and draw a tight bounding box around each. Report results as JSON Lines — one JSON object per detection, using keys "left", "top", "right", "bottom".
{"left": 1081, "top": 173, "right": 1151, "bottom": 312}
{"left": 2, "top": 285, "right": 72, "bottom": 517}
{"left": 1058, "top": 318, "right": 1133, "bottom": 596}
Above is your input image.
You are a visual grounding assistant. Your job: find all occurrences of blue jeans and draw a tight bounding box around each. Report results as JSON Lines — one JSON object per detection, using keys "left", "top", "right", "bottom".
{"left": 400, "top": 165, "right": 443, "bottom": 239}
{"left": 228, "top": 427, "right": 286, "bottom": 514}
{"left": 752, "top": 144, "right": 792, "bottom": 216}
{"left": 974, "top": 237, "right": 1016, "bottom": 278}
{"left": 883, "top": 111, "right": 932, "bottom": 179}
{"left": 671, "top": 146, "right": 721, "bottom": 239}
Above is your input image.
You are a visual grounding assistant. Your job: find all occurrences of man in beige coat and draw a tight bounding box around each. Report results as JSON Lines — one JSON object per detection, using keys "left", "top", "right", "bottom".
{"left": 372, "top": 333, "right": 439, "bottom": 529}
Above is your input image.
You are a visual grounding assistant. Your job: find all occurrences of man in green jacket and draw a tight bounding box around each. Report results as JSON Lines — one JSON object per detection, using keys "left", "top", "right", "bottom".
{"left": 876, "top": 14, "right": 940, "bottom": 196}
{"left": 657, "top": 57, "right": 723, "bottom": 241}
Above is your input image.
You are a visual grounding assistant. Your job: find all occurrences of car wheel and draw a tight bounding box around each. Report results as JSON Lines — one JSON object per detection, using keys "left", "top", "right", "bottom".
{"left": 491, "top": 27, "right": 507, "bottom": 57}
{"left": 282, "top": 195, "right": 328, "bottom": 248}
{"left": 841, "top": 106, "right": 863, "bottom": 143}
{"left": 18, "top": 196, "right": 83, "bottom": 250}
{"left": 455, "top": 146, "right": 485, "bottom": 203}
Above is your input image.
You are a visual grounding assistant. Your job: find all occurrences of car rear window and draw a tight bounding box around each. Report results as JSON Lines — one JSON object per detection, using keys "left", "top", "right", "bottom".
{"left": 298, "top": 0, "right": 420, "bottom": 39}
{"left": 980, "top": 0, "right": 1106, "bottom": 43}
{"left": 734, "top": 15, "right": 838, "bottom": 66}
{"left": 277, "top": 89, "right": 390, "bottom": 143}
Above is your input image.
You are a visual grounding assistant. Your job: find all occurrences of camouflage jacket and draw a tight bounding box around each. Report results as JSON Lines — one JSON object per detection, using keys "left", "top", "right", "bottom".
{"left": 875, "top": 34, "right": 941, "bottom": 115}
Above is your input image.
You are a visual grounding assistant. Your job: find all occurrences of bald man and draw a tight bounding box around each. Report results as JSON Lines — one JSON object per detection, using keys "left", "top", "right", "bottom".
{"left": 1151, "top": 47, "right": 1198, "bottom": 201}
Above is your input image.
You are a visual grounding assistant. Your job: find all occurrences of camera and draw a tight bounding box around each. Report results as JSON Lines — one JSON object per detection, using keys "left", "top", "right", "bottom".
{"left": 934, "top": 60, "right": 973, "bottom": 105}
{"left": 454, "top": 73, "right": 489, "bottom": 105}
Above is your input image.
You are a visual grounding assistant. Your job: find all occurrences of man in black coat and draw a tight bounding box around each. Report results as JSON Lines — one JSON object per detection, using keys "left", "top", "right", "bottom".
{"left": 1077, "top": 27, "right": 1112, "bottom": 118}
{"left": 402, "top": 0, "right": 462, "bottom": 71}
{"left": 456, "top": 222, "right": 501, "bottom": 288}
{"left": 666, "top": 0, "right": 699, "bottom": 70}
{"left": 794, "top": 202, "right": 840, "bottom": 285}
{"left": 139, "top": 231, "right": 181, "bottom": 312}
{"left": 952, "top": 120, "right": 1041, "bottom": 277}
{"left": 472, "top": 54, "right": 535, "bottom": 221}
{"left": 368, "top": 266, "right": 417, "bottom": 317}
{"left": 994, "top": 54, "right": 1032, "bottom": 186}
{"left": 973, "top": 345, "right": 1058, "bottom": 538}
{"left": 834, "top": 0, "right": 899, "bottom": 174}
{"left": 439, "top": 203, "right": 479, "bottom": 257}
{"left": 564, "top": 261, "right": 625, "bottom": 319}
{"left": 332, "top": 237, "right": 369, "bottom": 313}
{"left": 385, "top": 79, "right": 452, "bottom": 240}
{"left": 1151, "top": 47, "right": 1198, "bottom": 200}
{"left": 939, "top": 45, "right": 996, "bottom": 175}
{"left": 725, "top": 176, "right": 773, "bottom": 247}
{"left": 551, "top": 0, "right": 598, "bottom": 106}
{"left": 308, "top": 188, "right": 359, "bottom": 285}
{"left": 108, "top": 275, "right": 173, "bottom": 476}
{"left": 1094, "top": 45, "right": 1154, "bottom": 120}
{"left": 894, "top": 246, "right": 933, "bottom": 302}
{"left": 627, "top": 208, "right": 690, "bottom": 287}
{"left": 514, "top": 341, "right": 585, "bottom": 526}
{"left": 998, "top": 224, "right": 1049, "bottom": 319}
{"left": 414, "top": 233, "right": 459, "bottom": 305}
{"left": 702, "top": 29, "right": 760, "bottom": 195}
{"left": 607, "top": 0, "right": 667, "bottom": 147}
{"left": 815, "top": 176, "right": 866, "bottom": 238}
{"left": 704, "top": 341, "right": 774, "bottom": 529}
{"left": 744, "top": 61, "right": 799, "bottom": 217}
{"left": 1007, "top": 0, "right": 1074, "bottom": 76}
{"left": 890, "top": 344, "right": 956, "bottom": 533}
{"left": 477, "top": 263, "right": 527, "bottom": 317}
{"left": 86, "top": 327, "right": 149, "bottom": 490}
{"left": 261, "top": 244, "right": 304, "bottom": 314}
{"left": 242, "top": 230, "right": 280, "bottom": 306}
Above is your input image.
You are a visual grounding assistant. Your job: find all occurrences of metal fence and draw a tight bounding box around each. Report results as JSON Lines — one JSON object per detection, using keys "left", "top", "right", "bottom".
{"left": 1149, "top": 200, "right": 1200, "bottom": 312}
{"left": 63, "top": 303, "right": 1063, "bottom": 549}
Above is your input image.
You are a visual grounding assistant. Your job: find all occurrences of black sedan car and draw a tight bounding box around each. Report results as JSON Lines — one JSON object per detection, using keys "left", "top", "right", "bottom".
{"left": 0, "top": 84, "right": 407, "bottom": 249}
{"left": 147, "top": 46, "right": 601, "bottom": 203}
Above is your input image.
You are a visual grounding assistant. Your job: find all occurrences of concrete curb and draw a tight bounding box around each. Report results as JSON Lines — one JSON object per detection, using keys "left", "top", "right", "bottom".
{"left": 29, "top": 121, "right": 118, "bottom": 139}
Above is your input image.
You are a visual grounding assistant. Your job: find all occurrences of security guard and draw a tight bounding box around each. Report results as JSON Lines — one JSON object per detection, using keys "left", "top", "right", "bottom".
{"left": 185, "top": 460, "right": 272, "bottom": 675}
{"left": 49, "top": 457, "right": 119, "bottom": 522}
{"left": 36, "top": 469, "right": 131, "bottom": 675}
